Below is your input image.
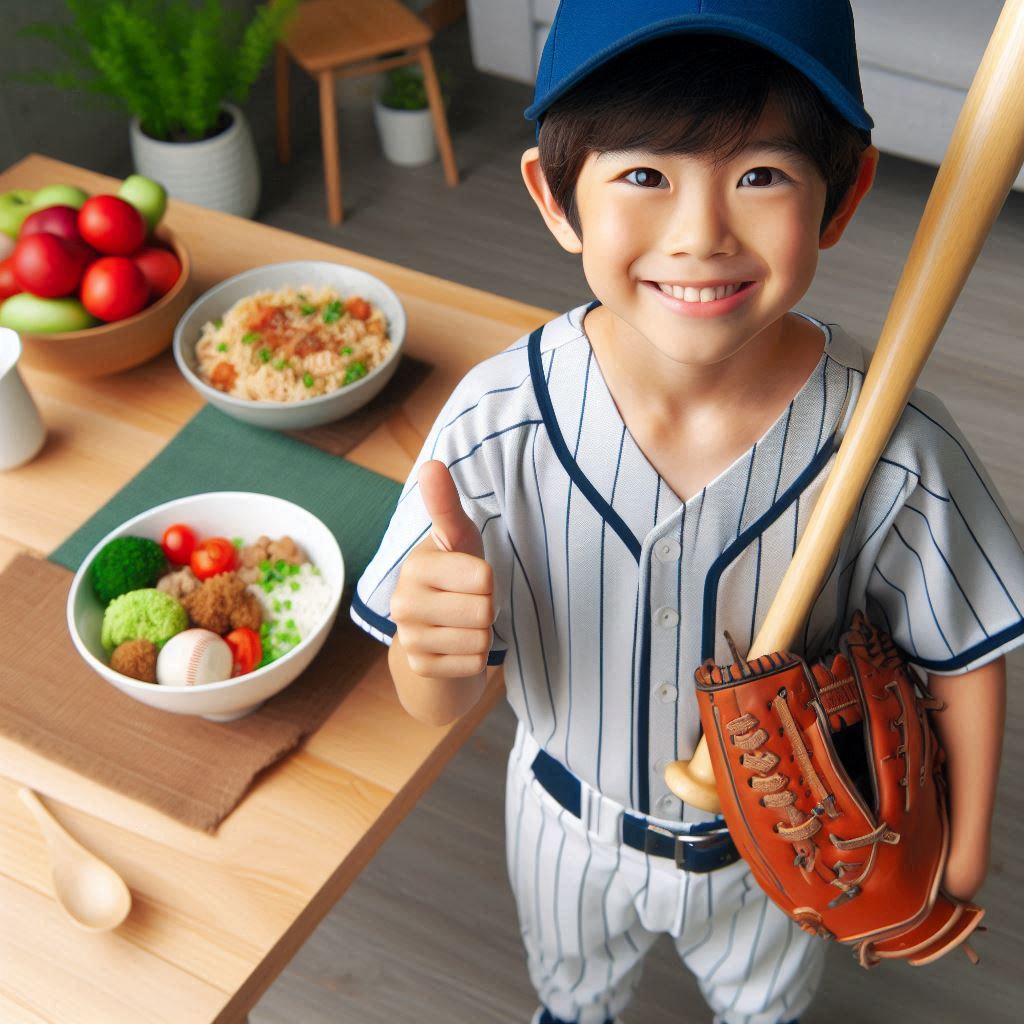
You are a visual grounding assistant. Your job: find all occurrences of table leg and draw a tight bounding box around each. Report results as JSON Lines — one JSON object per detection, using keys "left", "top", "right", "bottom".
{"left": 318, "top": 71, "right": 344, "bottom": 224}
{"left": 418, "top": 45, "right": 459, "bottom": 187}
{"left": 275, "top": 44, "right": 291, "bottom": 165}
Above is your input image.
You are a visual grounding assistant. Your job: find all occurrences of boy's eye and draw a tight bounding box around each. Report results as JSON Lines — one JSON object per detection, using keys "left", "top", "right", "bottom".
{"left": 739, "top": 167, "right": 787, "bottom": 188}
{"left": 623, "top": 168, "right": 667, "bottom": 189}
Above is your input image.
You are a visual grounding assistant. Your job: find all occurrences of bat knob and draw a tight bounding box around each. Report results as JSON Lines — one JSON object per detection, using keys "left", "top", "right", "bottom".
{"left": 664, "top": 739, "right": 722, "bottom": 812}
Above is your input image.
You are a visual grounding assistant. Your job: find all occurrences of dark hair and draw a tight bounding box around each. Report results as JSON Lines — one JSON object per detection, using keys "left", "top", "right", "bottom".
{"left": 537, "top": 35, "right": 869, "bottom": 238}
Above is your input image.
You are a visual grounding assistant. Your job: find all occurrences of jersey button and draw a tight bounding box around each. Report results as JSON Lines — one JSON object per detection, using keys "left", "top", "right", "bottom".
{"left": 656, "top": 794, "right": 681, "bottom": 815}
{"left": 655, "top": 682, "right": 678, "bottom": 703}
{"left": 654, "top": 538, "right": 681, "bottom": 562}
{"left": 655, "top": 606, "right": 679, "bottom": 629}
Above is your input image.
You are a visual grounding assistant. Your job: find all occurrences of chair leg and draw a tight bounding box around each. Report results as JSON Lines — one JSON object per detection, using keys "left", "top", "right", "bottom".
{"left": 417, "top": 45, "right": 459, "bottom": 187}
{"left": 317, "top": 71, "right": 343, "bottom": 224}
{"left": 275, "top": 43, "right": 291, "bottom": 165}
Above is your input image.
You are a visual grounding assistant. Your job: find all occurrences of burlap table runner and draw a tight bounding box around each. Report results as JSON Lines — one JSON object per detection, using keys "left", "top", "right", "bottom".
{"left": 0, "top": 357, "right": 428, "bottom": 832}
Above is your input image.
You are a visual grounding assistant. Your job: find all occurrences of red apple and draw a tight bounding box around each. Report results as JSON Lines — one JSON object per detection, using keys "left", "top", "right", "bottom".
{"left": 80, "top": 256, "right": 149, "bottom": 321}
{"left": 19, "top": 204, "right": 84, "bottom": 246}
{"left": 0, "top": 256, "right": 22, "bottom": 301}
{"left": 133, "top": 246, "right": 181, "bottom": 299}
{"left": 12, "top": 233, "right": 87, "bottom": 298}
{"left": 78, "top": 195, "right": 146, "bottom": 256}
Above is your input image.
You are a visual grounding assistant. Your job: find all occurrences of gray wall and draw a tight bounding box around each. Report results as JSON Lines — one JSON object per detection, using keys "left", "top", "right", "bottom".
{"left": 1, "top": 0, "right": 135, "bottom": 176}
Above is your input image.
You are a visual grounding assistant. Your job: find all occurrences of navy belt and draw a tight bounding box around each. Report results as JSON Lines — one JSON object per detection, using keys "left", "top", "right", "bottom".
{"left": 530, "top": 748, "right": 739, "bottom": 873}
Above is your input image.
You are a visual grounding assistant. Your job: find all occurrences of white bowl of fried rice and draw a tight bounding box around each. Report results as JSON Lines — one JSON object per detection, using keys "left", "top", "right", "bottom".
{"left": 173, "top": 261, "right": 406, "bottom": 429}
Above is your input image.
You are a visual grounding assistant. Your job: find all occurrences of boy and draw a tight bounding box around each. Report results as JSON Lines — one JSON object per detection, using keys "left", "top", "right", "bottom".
{"left": 352, "top": 2, "right": 1023, "bottom": 1021}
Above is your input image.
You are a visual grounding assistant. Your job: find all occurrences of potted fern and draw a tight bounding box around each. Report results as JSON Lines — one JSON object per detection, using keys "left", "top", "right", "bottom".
{"left": 374, "top": 66, "right": 446, "bottom": 168}
{"left": 19, "top": 0, "right": 299, "bottom": 218}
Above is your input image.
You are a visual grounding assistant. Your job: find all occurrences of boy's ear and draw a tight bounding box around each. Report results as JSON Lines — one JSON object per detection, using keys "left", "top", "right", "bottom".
{"left": 820, "top": 145, "right": 880, "bottom": 250}
{"left": 521, "top": 146, "right": 584, "bottom": 254}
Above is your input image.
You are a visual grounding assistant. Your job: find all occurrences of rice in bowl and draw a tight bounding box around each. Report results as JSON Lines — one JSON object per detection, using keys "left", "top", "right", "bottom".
{"left": 195, "top": 285, "right": 391, "bottom": 402}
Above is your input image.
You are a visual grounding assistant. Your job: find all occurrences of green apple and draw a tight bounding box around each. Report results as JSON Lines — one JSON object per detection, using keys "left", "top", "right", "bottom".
{"left": 0, "top": 189, "right": 37, "bottom": 239}
{"left": 29, "top": 184, "right": 90, "bottom": 212}
{"left": 0, "top": 292, "right": 97, "bottom": 333}
{"left": 117, "top": 174, "right": 167, "bottom": 232}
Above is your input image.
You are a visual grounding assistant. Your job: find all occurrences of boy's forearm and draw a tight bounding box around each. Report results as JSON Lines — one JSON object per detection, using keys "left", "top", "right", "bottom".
{"left": 927, "top": 656, "right": 1007, "bottom": 899}
{"left": 387, "top": 633, "right": 488, "bottom": 727}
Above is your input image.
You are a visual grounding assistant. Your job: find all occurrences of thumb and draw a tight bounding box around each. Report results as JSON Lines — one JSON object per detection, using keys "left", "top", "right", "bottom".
{"left": 419, "top": 460, "right": 484, "bottom": 559}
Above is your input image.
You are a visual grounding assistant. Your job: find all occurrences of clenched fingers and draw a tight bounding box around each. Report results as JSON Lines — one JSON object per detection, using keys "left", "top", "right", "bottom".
{"left": 397, "top": 622, "right": 493, "bottom": 657}
{"left": 403, "top": 547, "right": 493, "bottom": 595}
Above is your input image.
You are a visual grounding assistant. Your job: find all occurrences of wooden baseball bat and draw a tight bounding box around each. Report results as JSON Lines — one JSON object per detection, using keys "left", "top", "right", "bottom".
{"left": 665, "top": 0, "right": 1024, "bottom": 811}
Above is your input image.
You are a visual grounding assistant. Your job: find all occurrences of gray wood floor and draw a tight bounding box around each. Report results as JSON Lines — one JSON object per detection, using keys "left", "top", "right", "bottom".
{"left": 233, "top": 21, "right": 1022, "bottom": 1024}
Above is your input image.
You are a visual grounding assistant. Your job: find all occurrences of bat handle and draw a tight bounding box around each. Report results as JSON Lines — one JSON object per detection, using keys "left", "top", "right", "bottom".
{"left": 663, "top": 737, "right": 720, "bottom": 812}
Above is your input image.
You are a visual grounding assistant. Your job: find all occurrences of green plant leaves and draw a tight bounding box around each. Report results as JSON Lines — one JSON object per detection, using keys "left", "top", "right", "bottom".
{"left": 19, "top": 0, "right": 299, "bottom": 142}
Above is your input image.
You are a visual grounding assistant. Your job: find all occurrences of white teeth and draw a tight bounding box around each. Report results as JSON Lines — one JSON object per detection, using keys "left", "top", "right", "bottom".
{"left": 658, "top": 282, "right": 743, "bottom": 303}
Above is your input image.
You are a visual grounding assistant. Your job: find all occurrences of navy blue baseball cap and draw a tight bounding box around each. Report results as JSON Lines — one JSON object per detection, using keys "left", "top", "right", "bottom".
{"left": 525, "top": 0, "right": 874, "bottom": 133}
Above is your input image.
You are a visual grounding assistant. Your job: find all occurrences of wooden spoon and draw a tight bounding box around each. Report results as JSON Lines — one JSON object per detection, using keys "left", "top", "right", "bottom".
{"left": 18, "top": 788, "right": 132, "bottom": 932}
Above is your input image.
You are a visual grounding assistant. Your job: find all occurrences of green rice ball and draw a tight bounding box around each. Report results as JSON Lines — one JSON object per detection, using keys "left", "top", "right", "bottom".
{"left": 101, "top": 589, "right": 188, "bottom": 652}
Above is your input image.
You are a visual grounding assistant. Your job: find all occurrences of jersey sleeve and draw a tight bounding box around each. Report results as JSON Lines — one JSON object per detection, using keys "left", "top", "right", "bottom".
{"left": 350, "top": 369, "right": 507, "bottom": 663}
{"left": 866, "top": 392, "right": 1024, "bottom": 675}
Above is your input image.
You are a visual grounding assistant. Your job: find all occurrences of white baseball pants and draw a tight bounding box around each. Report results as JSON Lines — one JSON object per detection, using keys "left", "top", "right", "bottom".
{"left": 506, "top": 725, "right": 825, "bottom": 1024}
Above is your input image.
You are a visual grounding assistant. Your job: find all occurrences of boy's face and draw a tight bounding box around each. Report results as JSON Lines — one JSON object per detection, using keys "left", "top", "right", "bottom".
{"left": 526, "top": 102, "right": 872, "bottom": 369}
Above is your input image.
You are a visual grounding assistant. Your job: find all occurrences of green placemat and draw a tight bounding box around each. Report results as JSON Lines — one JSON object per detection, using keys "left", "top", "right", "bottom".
{"left": 50, "top": 405, "right": 403, "bottom": 579}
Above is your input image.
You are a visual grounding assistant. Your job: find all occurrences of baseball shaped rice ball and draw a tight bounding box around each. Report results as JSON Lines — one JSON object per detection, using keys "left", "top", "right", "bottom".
{"left": 156, "top": 628, "right": 233, "bottom": 687}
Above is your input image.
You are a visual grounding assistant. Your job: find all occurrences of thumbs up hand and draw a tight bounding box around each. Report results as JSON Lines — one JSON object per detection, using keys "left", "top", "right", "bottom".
{"left": 389, "top": 460, "right": 494, "bottom": 680}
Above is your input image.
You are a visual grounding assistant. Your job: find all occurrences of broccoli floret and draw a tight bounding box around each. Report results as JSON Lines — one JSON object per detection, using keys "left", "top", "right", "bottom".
{"left": 90, "top": 536, "right": 167, "bottom": 605}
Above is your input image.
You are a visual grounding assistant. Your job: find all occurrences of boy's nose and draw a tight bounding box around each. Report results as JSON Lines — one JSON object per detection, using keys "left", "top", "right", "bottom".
{"left": 660, "top": 188, "right": 736, "bottom": 260}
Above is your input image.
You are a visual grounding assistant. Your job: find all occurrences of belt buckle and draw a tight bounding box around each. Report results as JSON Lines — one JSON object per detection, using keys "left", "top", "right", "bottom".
{"left": 644, "top": 824, "right": 732, "bottom": 871}
{"left": 644, "top": 823, "right": 690, "bottom": 869}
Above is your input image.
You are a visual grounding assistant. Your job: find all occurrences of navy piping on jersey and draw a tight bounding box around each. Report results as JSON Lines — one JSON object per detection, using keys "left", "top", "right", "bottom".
{"left": 701, "top": 433, "right": 840, "bottom": 661}
{"left": 528, "top": 324, "right": 643, "bottom": 563}
{"left": 349, "top": 591, "right": 508, "bottom": 666}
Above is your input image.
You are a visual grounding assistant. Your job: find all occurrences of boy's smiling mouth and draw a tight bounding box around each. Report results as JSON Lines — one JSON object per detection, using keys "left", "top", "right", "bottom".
{"left": 642, "top": 279, "right": 756, "bottom": 316}
{"left": 650, "top": 280, "right": 752, "bottom": 303}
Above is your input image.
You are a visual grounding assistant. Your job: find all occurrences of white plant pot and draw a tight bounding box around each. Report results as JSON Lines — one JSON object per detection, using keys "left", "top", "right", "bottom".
{"left": 129, "top": 103, "right": 260, "bottom": 219}
{"left": 373, "top": 100, "right": 437, "bottom": 167}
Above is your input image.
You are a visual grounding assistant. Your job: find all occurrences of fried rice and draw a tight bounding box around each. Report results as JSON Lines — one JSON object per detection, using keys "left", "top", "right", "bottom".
{"left": 194, "top": 285, "right": 391, "bottom": 402}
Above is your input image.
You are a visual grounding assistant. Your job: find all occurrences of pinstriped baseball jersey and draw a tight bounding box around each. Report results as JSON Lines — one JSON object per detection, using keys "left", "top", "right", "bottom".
{"left": 352, "top": 302, "right": 1024, "bottom": 820}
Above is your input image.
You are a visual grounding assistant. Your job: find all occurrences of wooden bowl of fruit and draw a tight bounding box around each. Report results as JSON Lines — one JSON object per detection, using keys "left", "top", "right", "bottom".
{"left": 0, "top": 176, "right": 193, "bottom": 378}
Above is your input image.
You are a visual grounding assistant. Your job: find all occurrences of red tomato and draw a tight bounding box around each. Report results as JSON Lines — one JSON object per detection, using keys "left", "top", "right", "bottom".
{"left": 0, "top": 257, "right": 22, "bottom": 301}
{"left": 12, "top": 233, "right": 86, "bottom": 298}
{"left": 132, "top": 246, "right": 180, "bottom": 300}
{"left": 190, "top": 537, "right": 237, "bottom": 580}
{"left": 160, "top": 523, "right": 197, "bottom": 565}
{"left": 79, "top": 256, "right": 149, "bottom": 321}
{"left": 344, "top": 296, "right": 371, "bottom": 320}
{"left": 77, "top": 195, "right": 146, "bottom": 256}
{"left": 224, "top": 627, "right": 262, "bottom": 676}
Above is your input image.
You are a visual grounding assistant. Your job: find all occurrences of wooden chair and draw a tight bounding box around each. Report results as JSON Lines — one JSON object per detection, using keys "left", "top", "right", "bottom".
{"left": 276, "top": 0, "right": 459, "bottom": 224}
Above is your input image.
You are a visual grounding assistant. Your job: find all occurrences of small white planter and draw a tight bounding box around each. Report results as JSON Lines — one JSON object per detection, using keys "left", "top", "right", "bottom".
{"left": 129, "top": 103, "right": 260, "bottom": 219}
{"left": 373, "top": 100, "right": 437, "bottom": 167}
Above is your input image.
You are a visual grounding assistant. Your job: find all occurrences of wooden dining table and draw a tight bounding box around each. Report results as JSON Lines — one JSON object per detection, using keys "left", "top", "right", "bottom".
{"left": 0, "top": 154, "right": 552, "bottom": 1023}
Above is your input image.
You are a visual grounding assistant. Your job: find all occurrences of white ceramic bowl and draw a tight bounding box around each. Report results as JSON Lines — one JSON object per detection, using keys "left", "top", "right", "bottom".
{"left": 67, "top": 492, "right": 344, "bottom": 721}
{"left": 172, "top": 260, "right": 406, "bottom": 430}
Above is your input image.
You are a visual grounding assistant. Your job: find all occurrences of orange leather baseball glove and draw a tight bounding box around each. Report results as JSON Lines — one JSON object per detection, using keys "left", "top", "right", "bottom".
{"left": 694, "top": 611, "right": 984, "bottom": 968}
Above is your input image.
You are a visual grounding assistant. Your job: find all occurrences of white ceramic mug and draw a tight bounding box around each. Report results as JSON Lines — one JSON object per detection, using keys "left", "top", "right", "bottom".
{"left": 0, "top": 327, "right": 46, "bottom": 471}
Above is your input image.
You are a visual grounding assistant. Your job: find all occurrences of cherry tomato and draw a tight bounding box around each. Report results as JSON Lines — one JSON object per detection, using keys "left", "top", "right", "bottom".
{"left": 160, "top": 523, "right": 197, "bottom": 565}
{"left": 79, "top": 256, "right": 149, "bottom": 321}
{"left": 190, "top": 537, "right": 237, "bottom": 580}
{"left": 224, "top": 627, "right": 262, "bottom": 676}
{"left": 77, "top": 195, "right": 146, "bottom": 256}
{"left": 344, "top": 296, "right": 371, "bottom": 320}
